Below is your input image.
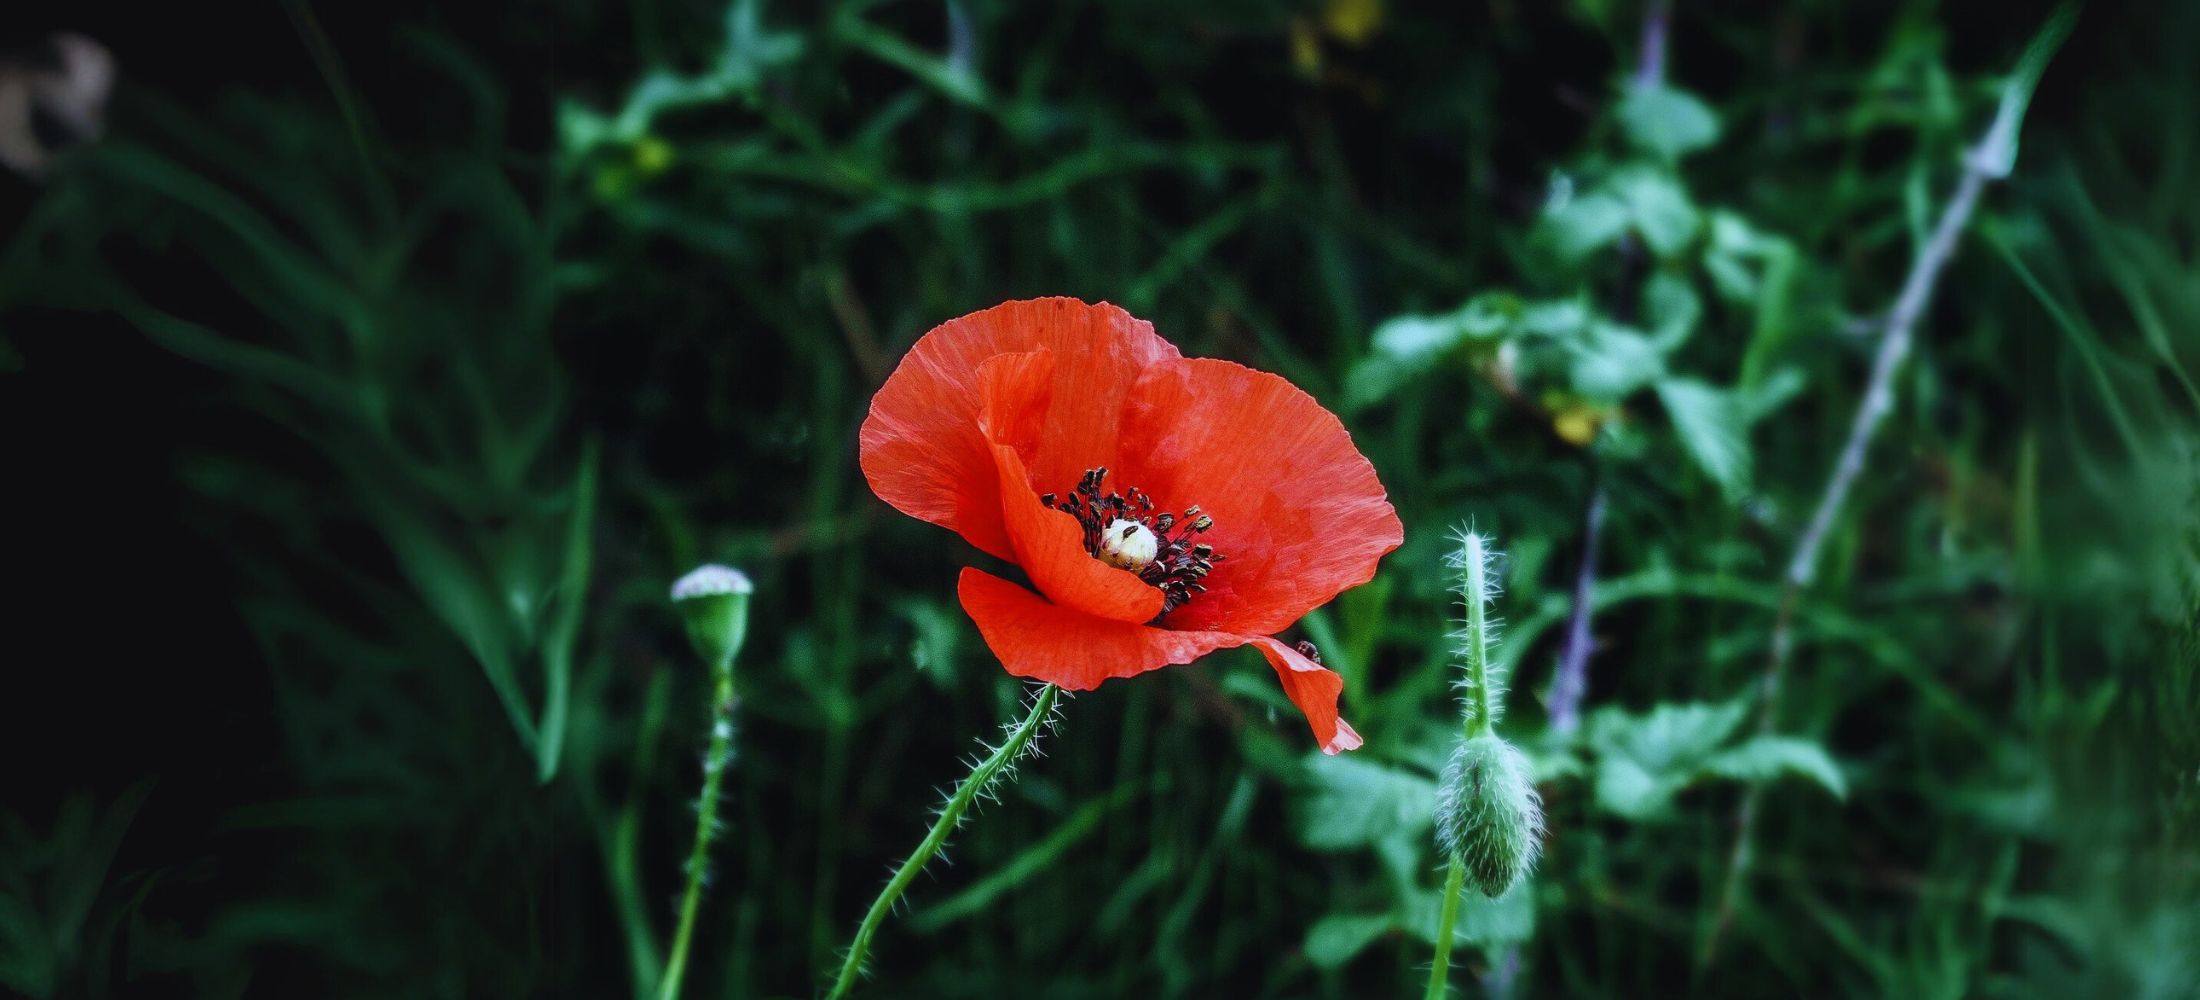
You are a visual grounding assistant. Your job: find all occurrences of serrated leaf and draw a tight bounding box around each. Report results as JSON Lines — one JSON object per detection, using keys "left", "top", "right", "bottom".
{"left": 1704, "top": 736, "right": 1848, "bottom": 799}
{"left": 1294, "top": 754, "right": 1438, "bottom": 851}
{"left": 1304, "top": 912, "right": 1394, "bottom": 969}
{"left": 1616, "top": 82, "right": 1721, "bottom": 160}
{"left": 1654, "top": 377, "right": 1752, "bottom": 498}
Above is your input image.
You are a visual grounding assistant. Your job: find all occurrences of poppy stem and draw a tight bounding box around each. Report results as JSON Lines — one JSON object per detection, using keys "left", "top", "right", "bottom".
{"left": 1425, "top": 851, "right": 1471, "bottom": 1000}
{"left": 1457, "top": 531, "right": 1497, "bottom": 741}
{"left": 658, "top": 668, "right": 737, "bottom": 1000}
{"left": 826, "top": 683, "right": 1060, "bottom": 1000}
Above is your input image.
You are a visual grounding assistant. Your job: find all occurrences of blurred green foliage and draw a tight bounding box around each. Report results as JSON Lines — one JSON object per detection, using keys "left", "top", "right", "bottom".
{"left": 1, "top": 0, "right": 2195, "bottom": 997}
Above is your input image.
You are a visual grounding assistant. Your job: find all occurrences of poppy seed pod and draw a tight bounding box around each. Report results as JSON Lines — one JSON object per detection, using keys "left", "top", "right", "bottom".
{"left": 671, "top": 564, "right": 753, "bottom": 673}
{"left": 1435, "top": 733, "right": 1544, "bottom": 899}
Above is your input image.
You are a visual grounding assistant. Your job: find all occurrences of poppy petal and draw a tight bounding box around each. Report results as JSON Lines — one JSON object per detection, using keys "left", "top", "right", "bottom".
{"left": 859, "top": 298, "right": 1179, "bottom": 560}
{"left": 1246, "top": 636, "right": 1364, "bottom": 755}
{"left": 958, "top": 567, "right": 1243, "bottom": 691}
{"left": 972, "top": 351, "right": 1165, "bottom": 623}
{"left": 1118, "top": 358, "right": 1403, "bottom": 635}
{"left": 988, "top": 444, "right": 1166, "bottom": 623}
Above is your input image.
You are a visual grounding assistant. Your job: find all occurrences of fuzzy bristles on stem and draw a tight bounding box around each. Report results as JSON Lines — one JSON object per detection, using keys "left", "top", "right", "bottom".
{"left": 825, "top": 683, "right": 1062, "bottom": 999}
{"left": 1445, "top": 527, "right": 1505, "bottom": 737}
{"left": 1428, "top": 528, "right": 1544, "bottom": 1000}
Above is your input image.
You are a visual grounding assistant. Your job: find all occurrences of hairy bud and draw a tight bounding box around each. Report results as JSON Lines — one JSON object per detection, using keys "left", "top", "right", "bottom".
{"left": 1435, "top": 733, "right": 1544, "bottom": 898}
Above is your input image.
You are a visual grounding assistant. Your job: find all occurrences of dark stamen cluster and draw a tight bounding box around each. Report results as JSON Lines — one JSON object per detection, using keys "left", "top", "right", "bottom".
{"left": 1041, "top": 466, "right": 1223, "bottom": 619}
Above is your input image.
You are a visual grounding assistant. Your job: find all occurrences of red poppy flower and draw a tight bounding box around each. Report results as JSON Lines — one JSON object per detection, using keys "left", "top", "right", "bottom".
{"left": 860, "top": 298, "right": 1403, "bottom": 754}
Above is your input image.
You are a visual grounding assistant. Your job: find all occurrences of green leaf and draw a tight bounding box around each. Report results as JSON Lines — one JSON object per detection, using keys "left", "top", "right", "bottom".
{"left": 1294, "top": 754, "right": 1438, "bottom": 850}
{"left": 1535, "top": 190, "right": 1631, "bottom": 266}
{"left": 1610, "top": 166, "right": 1700, "bottom": 258}
{"left": 1642, "top": 271, "right": 1701, "bottom": 351}
{"left": 1971, "top": 4, "right": 2076, "bottom": 179}
{"left": 1616, "top": 82, "right": 1721, "bottom": 161}
{"left": 1654, "top": 377, "right": 1753, "bottom": 498}
{"left": 1704, "top": 736, "right": 1848, "bottom": 799}
{"left": 1589, "top": 700, "right": 1749, "bottom": 768}
{"left": 893, "top": 597, "right": 965, "bottom": 689}
{"left": 1593, "top": 756, "right": 1673, "bottom": 820}
{"left": 1304, "top": 912, "right": 1394, "bottom": 969}
{"left": 1744, "top": 367, "right": 1808, "bottom": 422}
{"left": 1343, "top": 354, "right": 1419, "bottom": 410}
{"left": 1345, "top": 295, "right": 1521, "bottom": 408}
{"left": 1701, "top": 210, "right": 1786, "bottom": 301}
{"left": 1399, "top": 881, "right": 1536, "bottom": 946}
{"left": 1516, "top": 298, "right": 1591, "bottom": 339}
{"left": 1566, "top": 322, "right": 1665, "bottom": 402}
{"left": 1587, "top": 700, "right": 1751, "bottom": 818}
{"left": 1372, "top": 295, "right": 1516, "bottom": 362}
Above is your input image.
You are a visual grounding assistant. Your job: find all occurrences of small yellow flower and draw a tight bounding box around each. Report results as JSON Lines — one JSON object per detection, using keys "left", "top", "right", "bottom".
{"left": 1552, "top": 402, "right": 1605, "bottom": 447}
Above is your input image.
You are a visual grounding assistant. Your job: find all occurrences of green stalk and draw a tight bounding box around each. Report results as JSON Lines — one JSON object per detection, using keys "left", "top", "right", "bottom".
{"left": 1460, "top": 531, "right": 1496, "bottom": 740}
{"left": 1426, "top": 855, "right": 1470, "bottom": 1000}
{"left": 1428, "top": 530, "right": 1495, "bottom": 999}
{"left": 826, "top": 684, "right": 1059, "bottom": 1000}
{"left": 658, "top": 668, "right": 737, "bottom": 1000}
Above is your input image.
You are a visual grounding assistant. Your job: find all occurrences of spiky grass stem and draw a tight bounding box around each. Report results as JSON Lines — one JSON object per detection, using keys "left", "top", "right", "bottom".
{"left": 658, "top": 669, "right": 736, "bottom": 1000}
{"left": 826, "top": 684, "right": 1059, "bottom": 1000}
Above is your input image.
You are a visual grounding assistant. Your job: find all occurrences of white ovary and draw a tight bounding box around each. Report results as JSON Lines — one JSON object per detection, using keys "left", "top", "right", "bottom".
{"left": 1097, "top": 518, "right": 1159, "bottom": 571}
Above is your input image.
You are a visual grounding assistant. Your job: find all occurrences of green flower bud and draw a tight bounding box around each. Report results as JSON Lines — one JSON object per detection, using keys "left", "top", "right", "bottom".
{"left": 1435, "top": 733, "right": 1544, "bottom": 898}
{"left": 671, "top": 564, "right": 752, "bottom": 673}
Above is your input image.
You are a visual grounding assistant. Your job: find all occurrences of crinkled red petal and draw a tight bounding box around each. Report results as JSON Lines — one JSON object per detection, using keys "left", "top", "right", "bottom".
{"left": 957, "top": 567, "right": 1242, "bottom": 691}
{"left": 1117, "top": 358, "right": 1403, "bottom": 635}
{"left": 859, "top": 298, "right": 1177, "bottom": 560}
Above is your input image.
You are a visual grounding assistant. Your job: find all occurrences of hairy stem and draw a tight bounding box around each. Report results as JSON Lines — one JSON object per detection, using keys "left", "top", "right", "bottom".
{"left": 659, "top": 669, "right": 737, "bottom": 1000}
{"left": 1425, "top": 852, "right": 1471, "bottom": 1000}
{"left": 826, "top": 684, "right": 1060, "bottom": 1000}
{"left": 1460, "top": 532, "right": 1496, "bottom": 739}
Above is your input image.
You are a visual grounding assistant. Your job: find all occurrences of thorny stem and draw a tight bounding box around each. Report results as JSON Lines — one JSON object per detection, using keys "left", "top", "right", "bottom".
{"left": 1425, "top": 851, "right": 1471, "bottom": 1000}
{"left": 826, "top": 684, "right": 1060, "bottom": 1000}
{"left": 1702, "top": 122, "right": 1998, "bottom": 970}
{"left": 659, "top": 669, "right": 737, "bottom": 1000}
{"left": 1547, "top": 481, "right": 1609, "bottom": 735}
